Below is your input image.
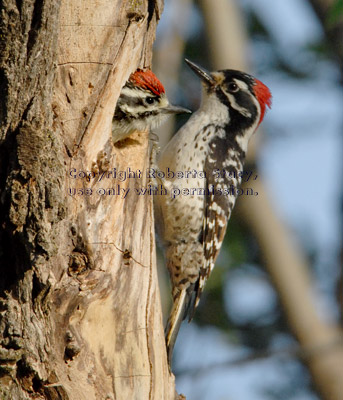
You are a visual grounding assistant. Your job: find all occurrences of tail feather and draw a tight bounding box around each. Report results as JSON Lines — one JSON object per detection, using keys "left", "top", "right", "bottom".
{"left": 186, "top": 279, "right": 200, "bottom": 323}
{"left": 165, "top": 289, "right": 192, "bottom": 367}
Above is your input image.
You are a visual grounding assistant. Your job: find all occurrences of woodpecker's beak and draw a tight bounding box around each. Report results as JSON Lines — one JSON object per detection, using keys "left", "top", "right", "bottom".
{"left": 163, "top": 104, "right": 192, "bottom": 115}
{"left": 185, "top": 59, "right": 216, "bottom": 86}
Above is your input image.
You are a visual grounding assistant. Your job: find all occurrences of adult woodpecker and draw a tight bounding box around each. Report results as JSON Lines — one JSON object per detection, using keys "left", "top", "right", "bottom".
{"left": 112, "top": 69, "right": 191, "bottom": 143}
{"left": 154, "top": 59, "right": 272, "bottom": 366}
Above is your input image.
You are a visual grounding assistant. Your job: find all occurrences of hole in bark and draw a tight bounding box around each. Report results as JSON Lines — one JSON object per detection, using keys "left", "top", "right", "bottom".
{"left": 17, "top": 358, "right": 36, "bottom": 392}
{"left": 68, "top": 72, "right": 74, "bottom": 86}
{"left": 0, "top": 234, "right": 30, "bottom": 297}
{"left": 32, "top": 376, "right": 42, "bottom": 392}
{"left": 0, "top": 368, "right": 8, "bottom": 378}
{"left": 32, "top": 272, "right": 44, "bottom": 302}
{"left": 0, "top": 138, "right": 33, "bottom": 294}
{"left": 64, "top": 343, "right": 80, "bottom": 361}
{"left": 68, "top": 251, "right": 89, "bottom": 276}
{"left": 26, "top": 0, "right": 44, "bottom": 58}
{"left": 88, "top": 82, "right": 94, "bottom": 94}
{"left": 15, "top": 0, "right": 23, "bottom": 12}
{"left": 21, "top": 97, "right": 34, "bottom": 121}
{"left": 126, "top": 12, "right": 144, "bottom": 22}
{"left": 0, "top": 70, "right": 8, "bottom": 124}
{"left": 147, "top": 0, "right": 156, "bottom": 26}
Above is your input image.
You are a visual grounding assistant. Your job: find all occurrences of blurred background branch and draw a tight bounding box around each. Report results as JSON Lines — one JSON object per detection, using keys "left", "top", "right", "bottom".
{"left": 307, "top": 0, "right": 343, "bottom": 69}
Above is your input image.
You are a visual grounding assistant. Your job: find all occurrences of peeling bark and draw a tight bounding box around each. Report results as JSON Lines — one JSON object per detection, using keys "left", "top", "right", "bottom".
{"left": 0, "top": 0, "right": 177, "bottom": 399}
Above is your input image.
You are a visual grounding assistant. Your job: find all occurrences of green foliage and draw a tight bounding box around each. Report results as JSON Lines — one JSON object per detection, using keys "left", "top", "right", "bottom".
{"left": 195, "top": 270, "right": 231, "bottom": 330}
{"left": 327, "top": 0, "right": 343, "bottom": 26}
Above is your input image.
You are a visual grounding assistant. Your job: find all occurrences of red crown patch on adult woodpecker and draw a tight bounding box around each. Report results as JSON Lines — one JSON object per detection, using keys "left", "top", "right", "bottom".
{"left": 112, "top": 69, "right": 190, "bottom": 143}
{"left": 154, "top": 59, "right": 272, "bottom": 367}
{"left": 252, "top": 78, "right": 272, "bottom": 124}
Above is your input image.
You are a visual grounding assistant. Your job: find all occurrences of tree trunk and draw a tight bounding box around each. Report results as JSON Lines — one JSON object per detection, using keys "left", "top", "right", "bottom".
{"left": 0, "top": 0, "right": 176, "bottom": 399}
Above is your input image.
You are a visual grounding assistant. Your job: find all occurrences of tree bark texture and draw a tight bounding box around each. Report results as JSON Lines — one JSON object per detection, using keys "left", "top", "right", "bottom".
{"left": 0, "top": 1, "right": 176, "bottom": 399}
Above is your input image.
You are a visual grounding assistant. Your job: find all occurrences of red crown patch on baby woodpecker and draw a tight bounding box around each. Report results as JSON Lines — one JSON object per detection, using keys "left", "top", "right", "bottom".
{"left": 253, "top": 79, "right": 272, "bottom": 125}
{"left": 129, "top": 69, "right": 165, "bottom": 96}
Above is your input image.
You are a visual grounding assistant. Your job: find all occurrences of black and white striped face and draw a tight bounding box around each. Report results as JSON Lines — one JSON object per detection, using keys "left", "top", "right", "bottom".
{"left": 112, "top": 69, "right": 190, "bottom": 142}
{"left": 185, "top": 59, "right": 271, "bottom": 134}
{"left": 211, "top": 71, "right": 260, "bottom": 131}
{"left": 115, "top": 84, "right": 171, "bottom": 129}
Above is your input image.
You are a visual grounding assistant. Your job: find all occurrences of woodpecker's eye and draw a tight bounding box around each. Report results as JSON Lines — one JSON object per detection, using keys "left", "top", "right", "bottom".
{"left": 227, "top": 82, "right": 239, "bottom": 93}
{"left": 145, "top": 97, "right": 155, "bottom": 104}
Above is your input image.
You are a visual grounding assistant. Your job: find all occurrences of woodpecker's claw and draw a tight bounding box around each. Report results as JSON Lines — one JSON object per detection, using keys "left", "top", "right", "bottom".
{"left": 185, "top": 58, "right": 216, "bottom": 86}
